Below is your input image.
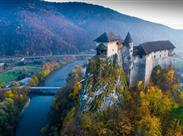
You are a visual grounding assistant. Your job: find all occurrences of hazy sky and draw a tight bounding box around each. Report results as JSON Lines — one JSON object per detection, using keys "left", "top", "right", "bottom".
{"left": 46, "top": 0, "right": 183, "bottom": 29}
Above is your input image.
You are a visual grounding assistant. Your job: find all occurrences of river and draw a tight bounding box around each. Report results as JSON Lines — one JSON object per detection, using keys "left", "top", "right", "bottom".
{"left": 16, "top": 60, "right": 83, "bottom": 136}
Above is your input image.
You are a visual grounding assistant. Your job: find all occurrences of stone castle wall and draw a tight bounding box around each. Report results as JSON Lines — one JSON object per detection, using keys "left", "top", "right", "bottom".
{"left": 144, "top": 50, "right": 171, "bottom": 87}
{"left": 128, "top": 50, "right": 172, "bottom": 87}
{"left": 130, "top": 56, "right": 146, "bottom": 86}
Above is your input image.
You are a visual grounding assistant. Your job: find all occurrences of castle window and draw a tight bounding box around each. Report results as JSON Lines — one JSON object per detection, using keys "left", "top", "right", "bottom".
{"left": 101, "top": 50, "right": 107, "bottom": 54}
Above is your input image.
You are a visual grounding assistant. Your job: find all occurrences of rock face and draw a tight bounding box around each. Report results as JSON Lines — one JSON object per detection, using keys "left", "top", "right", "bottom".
{"left": 80, "top": 56, "right": 129, "bottom": 112}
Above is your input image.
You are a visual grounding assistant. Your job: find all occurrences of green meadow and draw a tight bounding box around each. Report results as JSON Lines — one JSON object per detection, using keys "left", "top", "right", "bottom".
{"left": 0, "top": 65, "right": 41, "bottom": 84}
{"left": 173, "top": 61, "right": 183, "bottom": 69}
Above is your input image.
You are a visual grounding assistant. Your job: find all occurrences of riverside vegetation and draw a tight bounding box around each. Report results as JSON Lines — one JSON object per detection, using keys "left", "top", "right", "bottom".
{"left": 42, "top": 56, "right": 183, "bottom": 136}
{"left": 0, "top": 58, "right": 74, "bottom": 136}
{"left": 28, "top": 61, "right": 60, "bottom": 87}
{"left": 0, "top": 89, "right": 28, "bottom": 136}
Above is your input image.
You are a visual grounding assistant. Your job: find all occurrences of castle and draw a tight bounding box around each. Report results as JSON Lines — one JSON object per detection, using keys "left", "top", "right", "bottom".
{"left": 95, "top": 32, "right": 175, "bottom": 87}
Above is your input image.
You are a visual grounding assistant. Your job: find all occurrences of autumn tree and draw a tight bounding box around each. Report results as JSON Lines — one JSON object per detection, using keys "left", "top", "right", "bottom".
{"left": 136, "top": 86, "right": 176, "bottom": 136}
{"left": 151, "top": 66, "right": 180, "bottom": 93}
{"left": 0, "top": 82, "right": 5, "bottom": 88}
{"left": 165, "top": 106, "right": 183, "bottom": 136}
{"left": 29, "top": 75, "right": 39, "bottom": 86}
{"left": 0, "top": 90, "right": 28, "bottom": 136}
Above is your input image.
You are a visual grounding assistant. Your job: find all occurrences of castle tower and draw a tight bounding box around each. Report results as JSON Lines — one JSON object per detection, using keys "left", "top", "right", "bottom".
{"left": 123, "top": 32, "right": 134, "bottom": 87}
{"left": 124, "top": 32, "right": 134, "bottom": 59}
{"left": 95, "top": 32, "right": 123, "bottom": 59}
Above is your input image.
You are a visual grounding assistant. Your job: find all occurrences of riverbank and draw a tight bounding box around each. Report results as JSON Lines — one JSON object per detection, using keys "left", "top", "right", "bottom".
{"left": 14, "top": 97, "right": 31, "bottom": 135}
{"left": 28, "top": 58, "right": 79, "bottom": 87}
{"left": 16, "top": 60, "right": 84, "bottom": 136}
{"left": 20, "top": 97, "right": 31, "bottom": 117}
{"left": 38, "top": 59, "right": 75, "bottom": 86}
{"left": 13, "top": 59, "right": 77, "bottom": 136}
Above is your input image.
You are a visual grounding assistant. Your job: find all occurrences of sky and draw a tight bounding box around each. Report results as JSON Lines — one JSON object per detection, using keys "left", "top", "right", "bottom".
{"left": 45, "top": 0, "right": 183, "bottom": 29}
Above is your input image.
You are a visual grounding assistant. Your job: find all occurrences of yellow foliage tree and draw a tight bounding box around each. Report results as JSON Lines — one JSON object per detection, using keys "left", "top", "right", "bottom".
{"left": 117, "top": 117, "right": 132, "bottom": 135}
{"left": 69, "top": 82, "right": 81, "bottom": 98}
{"left": 140, "top": 86, "right": 175, "bottom": 117}
{"left": 5, "top": 90, "right": 14, "bottom": 98}
{"left": 166, "top": 69, "right": 175, "bottom": 81}
{"left": 138, "top": 114, "right": 162, "bottom": 136}
{"left": 166, "top": 119, "right": 183, "bottom": 136}
{"left": 137, "top": 86, "right": 176, "bottom": 136}
{"left": 29, "top": 75, "right": 39, "bottom": 86}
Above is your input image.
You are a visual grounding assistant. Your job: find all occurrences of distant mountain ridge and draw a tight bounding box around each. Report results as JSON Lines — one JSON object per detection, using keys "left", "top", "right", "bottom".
{"left": 0, "top": 0, "right": 182, "bottom": 56}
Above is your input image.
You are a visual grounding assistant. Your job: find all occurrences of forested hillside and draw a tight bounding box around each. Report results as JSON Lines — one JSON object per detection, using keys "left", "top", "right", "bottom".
{"left": 0, "top": 0, "right": 183, "bottom": 56}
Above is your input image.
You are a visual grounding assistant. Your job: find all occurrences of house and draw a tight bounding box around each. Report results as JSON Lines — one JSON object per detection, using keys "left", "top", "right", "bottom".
{"left": 95, "top": 32, "right": 175, "bottom": 87}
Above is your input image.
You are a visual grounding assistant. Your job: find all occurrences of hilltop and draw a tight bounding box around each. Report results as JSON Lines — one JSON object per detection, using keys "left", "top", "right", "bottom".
{"left": 0, "top": 1, "right": 183, "bottom": 56}
{"left": 42, "top": 56, "right": 183, "bottom": 136}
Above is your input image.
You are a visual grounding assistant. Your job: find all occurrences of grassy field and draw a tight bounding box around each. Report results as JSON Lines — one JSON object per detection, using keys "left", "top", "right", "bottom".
{"left": 172, "top": 60, "right": 183, "bottom": 70}
{"left": 12, "top": 65, "right": 41, "bottom": 73}
{"left": 0, "top": 72, "right": 20, "bottom": 83}
{"left": 0, "top": 65, "right": 41, "bottom": 84}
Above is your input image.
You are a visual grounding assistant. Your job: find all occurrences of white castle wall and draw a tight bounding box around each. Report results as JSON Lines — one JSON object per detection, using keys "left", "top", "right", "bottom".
{"left": 107, "top": 41, "right": 119, "bottom": 57}
{"left": 144, "top": 54, "right": 154, "bottom": 87}
{"left": 144, "top": 50, "right": 171, "bottom": 87}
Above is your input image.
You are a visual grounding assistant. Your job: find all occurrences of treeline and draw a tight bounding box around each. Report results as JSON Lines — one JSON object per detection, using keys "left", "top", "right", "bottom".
{"left": 29, "top": 61, "right": 59, "bottom": 86}
{"left": 0, "top": 89, "right": 28, "bottom": 136}
{"left": 42, "top": 57, "right": 183, "bottom": 136}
